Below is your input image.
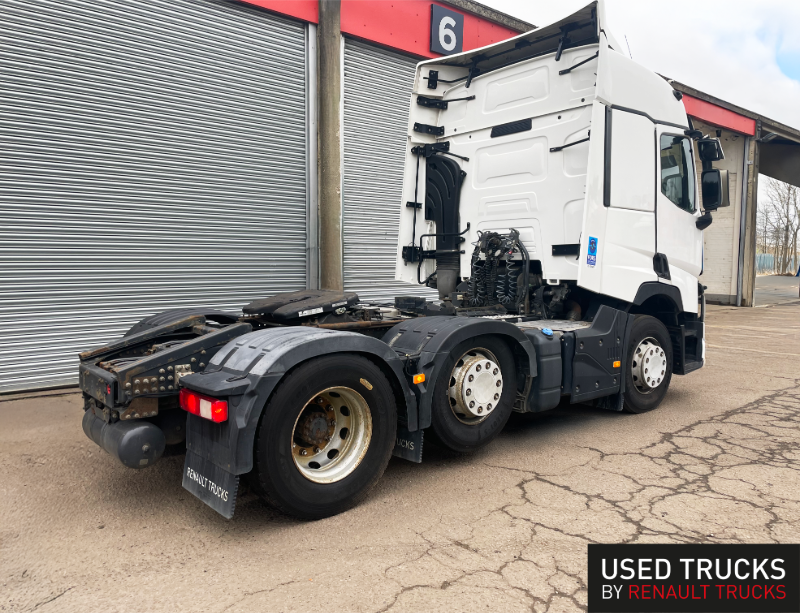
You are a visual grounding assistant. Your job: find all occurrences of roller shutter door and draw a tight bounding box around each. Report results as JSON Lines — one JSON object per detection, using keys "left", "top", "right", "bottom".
{"left": 0, "top": 0, "right": 307, "bottom": 392}
{"left": 342, "top": 39, "right": 437, "bottom": 303}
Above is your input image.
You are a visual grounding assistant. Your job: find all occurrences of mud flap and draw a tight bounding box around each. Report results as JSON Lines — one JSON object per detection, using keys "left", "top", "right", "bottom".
{"left": 182, "top": 450, "right": 239, "bottom": 519}
{"left": 594, "top": 391, "right": 624, "bottom": 412}
{"left": 392, "top": 425, "right": 423, "bottom": 463}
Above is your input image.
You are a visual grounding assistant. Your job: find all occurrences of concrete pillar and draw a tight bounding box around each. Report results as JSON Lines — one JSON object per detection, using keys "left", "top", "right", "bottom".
{"left": 740, "top": 121, "right": 761, "bottom": 307}
{"left": 317, "top": 0, "right": 343, "bottom": 291}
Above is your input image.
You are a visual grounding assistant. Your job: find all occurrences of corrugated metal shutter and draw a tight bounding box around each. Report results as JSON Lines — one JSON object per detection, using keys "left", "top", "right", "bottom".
{"left": 342, "top": 39, "right": 437, "bottom": 303}
{"left": 0, "top": 0, "right": 307, "bottom": 392}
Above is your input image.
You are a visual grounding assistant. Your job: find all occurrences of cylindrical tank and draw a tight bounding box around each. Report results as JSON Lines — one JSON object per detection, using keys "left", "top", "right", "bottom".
{"left": 82, "top": 410, "right": 166, "bottom": 469}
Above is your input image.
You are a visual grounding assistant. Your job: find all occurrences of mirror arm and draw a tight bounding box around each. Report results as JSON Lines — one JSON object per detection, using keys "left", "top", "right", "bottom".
{"left": 696, "top": 211, "right": 713, "bottom": 231}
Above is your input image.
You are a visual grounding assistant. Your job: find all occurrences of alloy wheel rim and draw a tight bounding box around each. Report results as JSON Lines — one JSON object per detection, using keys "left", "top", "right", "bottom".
{"left": 448, "top": 348, "right": 503, "bottom": 425}
{"left": 291, "top": 386, "right": 372, "bottom": 483}
{"left": 631, "top": 337, "right": 667, "bottom": 394}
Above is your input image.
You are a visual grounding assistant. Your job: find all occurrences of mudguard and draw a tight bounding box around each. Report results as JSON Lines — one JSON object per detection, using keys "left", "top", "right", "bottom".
{"left": 382, "top": 316, "right": 537, "bottom": 430}
{"left": 178, "top": 327, "right": 417, "bottom": 476}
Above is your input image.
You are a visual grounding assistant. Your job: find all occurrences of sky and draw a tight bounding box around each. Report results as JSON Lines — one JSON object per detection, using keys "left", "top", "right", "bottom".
{"left": 481, "top": 0, "right": 800, "bottom": 129}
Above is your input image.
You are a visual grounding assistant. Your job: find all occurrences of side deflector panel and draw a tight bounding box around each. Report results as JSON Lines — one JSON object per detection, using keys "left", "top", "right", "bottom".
{"left": 425, "top": 155, "right": 465, "bottom": 254}
{"left": 578, "top": 105, "right": 659, "bottom": 303}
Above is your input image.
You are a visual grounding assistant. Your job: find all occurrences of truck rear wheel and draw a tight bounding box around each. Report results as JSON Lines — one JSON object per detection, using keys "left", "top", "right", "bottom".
{"left": 430, "top": 336, "right": 517, "bottom": 453}
{"left": 622, "top": 315, "right": 673, "bottom": 413}
{"left": 251, "top": 354, "right": 396, "bottom": 519}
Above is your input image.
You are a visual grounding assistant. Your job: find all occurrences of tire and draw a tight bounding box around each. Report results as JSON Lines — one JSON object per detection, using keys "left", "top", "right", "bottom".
{"left": 622, "top": 315, "right": 673, "bottom": 414}
{"left": 124, "top": 308, "right": 238, "bottom": 337}
{"left": 251, "top": 354, "right": 397, "bottom": 520}
{"left": 430, "top": 335, "right": 517, "bottom": 453}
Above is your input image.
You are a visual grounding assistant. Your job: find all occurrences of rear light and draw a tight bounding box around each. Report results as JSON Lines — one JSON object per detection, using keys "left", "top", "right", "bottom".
{"left": 179, "top": 388, "right": 228, "bottom": 423}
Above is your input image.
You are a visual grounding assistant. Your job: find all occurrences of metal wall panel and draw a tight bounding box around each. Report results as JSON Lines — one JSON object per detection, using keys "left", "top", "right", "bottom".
{"left": 342, "top": 39, "right": 437, "bottom": 303}
{"left": 0, "top": 0, "right": 307, "bottom": 392}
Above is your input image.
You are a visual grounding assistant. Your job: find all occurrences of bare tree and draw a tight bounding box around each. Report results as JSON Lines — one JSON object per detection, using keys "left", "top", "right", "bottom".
{"left": 757, "top": 178, "right": 799, "bottom": 275}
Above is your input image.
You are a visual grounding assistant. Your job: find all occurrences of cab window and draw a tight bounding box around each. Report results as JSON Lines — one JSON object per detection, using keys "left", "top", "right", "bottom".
{"left": 660, "top": 135, "right": 696, "bottom": 213}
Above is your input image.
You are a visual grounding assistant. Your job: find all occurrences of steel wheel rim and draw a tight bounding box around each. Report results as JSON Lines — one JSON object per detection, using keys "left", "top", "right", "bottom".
{"left": 447, "top": 348, "right": 503, "bottom": 425}
{"left": 291, "top": 386, "right": 372, "bottom": 483}
{"left": 631, "top": 336, "right": 667, "bottom": 394}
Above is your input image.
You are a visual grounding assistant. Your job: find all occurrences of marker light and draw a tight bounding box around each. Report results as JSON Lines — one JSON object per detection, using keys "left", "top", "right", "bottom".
{"left": 413, "top": 373, "right": 426, "bottom": 385}
{"left": 179, "top": 388, "right": 228, "bottom": 423}
{"left": 613, "top": 360, "right": 621, "bottom": 368}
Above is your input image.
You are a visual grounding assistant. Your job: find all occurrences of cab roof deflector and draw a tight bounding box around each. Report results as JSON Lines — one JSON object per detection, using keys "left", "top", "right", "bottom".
{"left": 422, "top": 2, "right": 599, "bottom": 89}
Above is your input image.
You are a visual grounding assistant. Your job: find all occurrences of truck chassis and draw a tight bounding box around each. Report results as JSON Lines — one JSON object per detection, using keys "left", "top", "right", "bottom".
{"left": 79, "top": 284, "right": 704, "bottom": 519}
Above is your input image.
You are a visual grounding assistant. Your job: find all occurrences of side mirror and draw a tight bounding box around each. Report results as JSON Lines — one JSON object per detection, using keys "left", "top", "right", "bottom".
{"left": 697, "top": 138, "right": 724, "bottom": 162}
{"left": 701, "top": 168, "right": 729, "bottom": 210}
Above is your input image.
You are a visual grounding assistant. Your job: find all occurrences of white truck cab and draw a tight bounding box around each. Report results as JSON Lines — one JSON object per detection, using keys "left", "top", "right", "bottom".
{"left": 396, "top": 0, "right": 727, "bottom": 320}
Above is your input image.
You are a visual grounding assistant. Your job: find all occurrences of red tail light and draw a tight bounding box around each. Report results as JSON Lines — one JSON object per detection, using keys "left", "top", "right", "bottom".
{"left": 179, "top": 388, "right": 228, "bottom": 423}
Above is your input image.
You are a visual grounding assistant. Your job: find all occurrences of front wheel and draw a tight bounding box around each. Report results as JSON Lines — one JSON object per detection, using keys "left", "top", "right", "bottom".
{"left": 622, "top": 315, "right": 673, "bottom": 413}
{"left": 251, "top": 354, "right": 396, "bottom": 519}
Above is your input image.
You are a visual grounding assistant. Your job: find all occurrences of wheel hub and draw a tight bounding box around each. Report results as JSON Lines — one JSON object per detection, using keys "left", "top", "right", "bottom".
{"left": 448, "top": 350, "right": 503, "bottom": 424}
{"left": 631, "top": 337, "right": 667, "bottom": 393}
{"left": 298, "top": 411, "right": 331, "bottom": 447}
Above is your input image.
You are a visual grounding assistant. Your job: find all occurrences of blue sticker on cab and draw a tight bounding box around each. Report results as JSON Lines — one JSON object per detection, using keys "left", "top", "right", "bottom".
{"left": 587, "top": 236, "right": 598, "bottom": 267}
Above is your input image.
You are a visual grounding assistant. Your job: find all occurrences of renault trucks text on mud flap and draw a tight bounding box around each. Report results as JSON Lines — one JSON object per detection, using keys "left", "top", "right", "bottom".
{"left": 78, "top": 0, "right": 730, "bottom": 519}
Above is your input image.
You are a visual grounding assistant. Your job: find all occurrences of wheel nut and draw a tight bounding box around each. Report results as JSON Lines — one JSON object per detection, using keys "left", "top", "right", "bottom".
{"left": 476, "top": 365, "right": 482, "bottom": 372}
{"left": 493, "top": 368, "right": 498, "bottom": 375}
{"left": 487, "top": 403, "right": 492, "bottom": 410}
{"left": 466, "top": 389, "right": 472, "bottom": 396}
{"left": 313, "top": 447, "right": 320, "bottom": 454}
{"left": 495, "top": 380, "right": 501, "bottom": 387}
{"left": 300, "top": 449, "right": 307, "bottom": 456}
{"left": 469, "top": 401, "right": 475, "bottom": 408}
{"left": 468, "top": 375, "right": 474, "bottom": 382}
{"left": 494, "top": 393, "right": 499, "bottom": 400}
{"left": 329, "top": 419, "right": 336, "bottom": 426}
{"left": 477, "top": 407, "right": 483, "bottom": 414}
{"left": 485, "top": 362, "right": 491, "bottom": 369}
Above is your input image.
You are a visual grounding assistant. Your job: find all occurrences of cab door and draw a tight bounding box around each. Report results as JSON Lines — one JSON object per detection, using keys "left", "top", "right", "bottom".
{"left": 655, "top": 127, "right": 702, "bottom": 313}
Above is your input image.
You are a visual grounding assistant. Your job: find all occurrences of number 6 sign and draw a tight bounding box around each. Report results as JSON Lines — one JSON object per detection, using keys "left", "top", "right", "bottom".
{"left": 430, "top": 5, "right": 464, "bottom": 55}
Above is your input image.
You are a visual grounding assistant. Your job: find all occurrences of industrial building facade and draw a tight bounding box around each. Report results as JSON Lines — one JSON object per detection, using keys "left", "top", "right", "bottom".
{"left": 2, "top": 0, "right": 798, "bottom": 393}
{"left": 0, "top": 0, "right": 527, "bottom": 392}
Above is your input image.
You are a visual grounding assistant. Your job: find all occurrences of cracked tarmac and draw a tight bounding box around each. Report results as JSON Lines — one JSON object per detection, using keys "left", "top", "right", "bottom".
{"left": 1, "top": 302, "right": 799, "bottom": 612}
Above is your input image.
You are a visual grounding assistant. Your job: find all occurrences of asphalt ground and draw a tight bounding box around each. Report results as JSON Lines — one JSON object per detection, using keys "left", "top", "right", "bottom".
{"left": 755, "top": 274, "right": 800, "bottom": 307}
{"left": 2, "top": 302, "right": 799, "bottom": 613}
